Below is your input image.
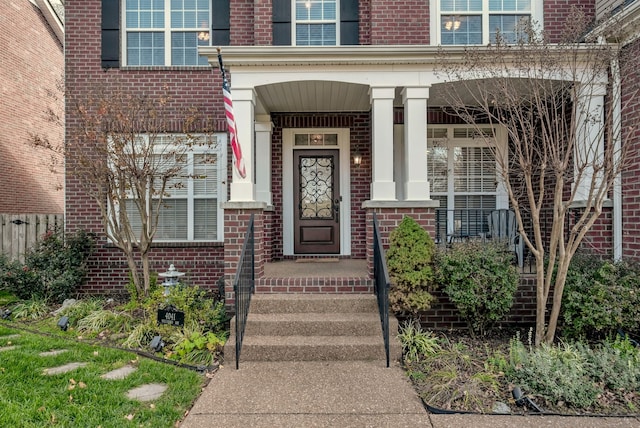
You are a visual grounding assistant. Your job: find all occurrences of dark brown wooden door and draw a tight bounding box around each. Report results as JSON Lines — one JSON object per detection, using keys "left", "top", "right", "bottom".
{"left": 294, "top": 150, "right": 340, "bottom": 254}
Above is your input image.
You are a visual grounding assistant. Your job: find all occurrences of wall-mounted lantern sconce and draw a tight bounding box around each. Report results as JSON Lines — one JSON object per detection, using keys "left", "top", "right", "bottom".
{"left": 353, "top": 151, "right": 362, "bottom": 167}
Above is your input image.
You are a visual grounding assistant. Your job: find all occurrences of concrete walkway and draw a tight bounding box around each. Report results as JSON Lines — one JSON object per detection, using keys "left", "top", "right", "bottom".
{"left": 181, "top": 360, "right": 640, "bottom": 428}
{"left": 181, "top": 360, "right": 429, "bottom": 427}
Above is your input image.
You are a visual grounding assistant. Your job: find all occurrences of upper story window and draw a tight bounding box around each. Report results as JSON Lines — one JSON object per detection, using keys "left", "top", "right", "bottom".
{"left": 437, "top": 0, "right": 536, "bottom": 45}
{"left": 294, "top": 0, "right": 338, "bottom": 46}
{"left": 123, "top": 0, "right": 211, "bottom": 66}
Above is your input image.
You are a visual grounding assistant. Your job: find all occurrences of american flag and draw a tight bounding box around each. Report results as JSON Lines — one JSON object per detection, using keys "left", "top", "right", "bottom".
{"left": 217, "top": 49, "right": 246, "bottom": 179}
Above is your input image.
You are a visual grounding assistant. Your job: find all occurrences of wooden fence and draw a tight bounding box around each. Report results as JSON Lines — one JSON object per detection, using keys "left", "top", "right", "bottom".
{"left": 0, "top": 213, "right": 64, "bottom": 263}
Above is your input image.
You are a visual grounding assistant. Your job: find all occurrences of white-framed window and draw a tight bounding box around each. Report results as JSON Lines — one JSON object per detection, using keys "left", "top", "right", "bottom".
{"left": 123, "top": 0, "right": 211, "bottom": 66}
{"left": 294, "top": 0, "right": 338, "bottom": 46}
{"left": 428, "top": 126, "right": 508, "bottom": 239}
{"left": 433, "top": 0, "right": 540, "bottom": 45}
{"left": 124, "top": 134, "right": 227, "bottom": 242}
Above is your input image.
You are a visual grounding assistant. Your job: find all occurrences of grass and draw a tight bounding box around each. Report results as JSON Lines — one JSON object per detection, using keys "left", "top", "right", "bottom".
{"left": 0, "top": 323, "right": 205, "bottom": 427}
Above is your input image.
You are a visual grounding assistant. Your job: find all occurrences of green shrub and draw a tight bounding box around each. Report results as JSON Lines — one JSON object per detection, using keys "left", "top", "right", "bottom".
{"left": 145, "top": 283, "right": 228, "bottom": 333}
{"left": 508, "top": 339, "right": 602, "bottom": 408}
{"left": 397, "top": 321, "right": 442, "bottom": 363}
{"left": 0, "top": 228, "right": 95, "bottom": 304}
{"left": 561, "top": 254, "right": 640, "bottom": 340}
{"left": 386, "top": 216, "right": 437, "bottom": 318}
{"left": 436, "top": 240, "right": 519, "bottom": 336}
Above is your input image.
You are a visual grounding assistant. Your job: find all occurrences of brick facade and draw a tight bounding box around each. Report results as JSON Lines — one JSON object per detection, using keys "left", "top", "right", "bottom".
{"left": 64, "top": 0, "right": 630, "bottom": 327}
{"left": 1, "top": 2, "right": 64, "bottom": 213}
{"left": 622, "top": 38, "right": 640, "bottom": 260}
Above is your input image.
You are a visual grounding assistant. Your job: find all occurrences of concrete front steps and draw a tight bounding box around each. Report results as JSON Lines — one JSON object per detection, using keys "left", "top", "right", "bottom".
{"left": 224, "top": 294, "right": 401, "bottom": 365}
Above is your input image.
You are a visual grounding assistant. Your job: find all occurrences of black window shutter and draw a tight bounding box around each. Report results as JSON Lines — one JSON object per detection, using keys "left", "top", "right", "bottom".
{"left": 272, "top": 0, "right": 291, "bottom": 46}
{"left": 340, "top": 0, "right": 359, "bottom": 45}
{"left": 212, "top": 0, "right": 230, "bottom": 45}
{"left": 101, "top": 0, "right": 120, "bottom": 68}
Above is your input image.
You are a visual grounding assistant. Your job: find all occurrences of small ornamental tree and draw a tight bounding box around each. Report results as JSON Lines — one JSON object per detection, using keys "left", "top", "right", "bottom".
{"left": 386, "top": 216, "right": 437, "bottom": 320}
{"left": 33, "top": 72, "right": 217, "bottom": 300}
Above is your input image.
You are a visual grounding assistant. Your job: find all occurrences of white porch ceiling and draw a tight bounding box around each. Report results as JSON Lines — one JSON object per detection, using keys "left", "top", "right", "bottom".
{"left": 253, "top": 80, "right": 459, "bottom": 114}
{"left": 255, "top": 81, "right": 371, "bottom": 113}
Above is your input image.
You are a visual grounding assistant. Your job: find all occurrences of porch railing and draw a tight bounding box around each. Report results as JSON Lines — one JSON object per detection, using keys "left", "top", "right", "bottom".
{"left": 234, "top": 214, "right": 255, "bottom": 369}
{"left": 435, "top": 207, "right": 587, "bottom": 274}
{"left": 372, "top": 213, "right": 390, "bottom": 368}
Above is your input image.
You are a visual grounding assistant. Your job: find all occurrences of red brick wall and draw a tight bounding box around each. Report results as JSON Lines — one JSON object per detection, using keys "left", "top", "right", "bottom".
{"left": 544, "top": 0, "right": 595, "bottom": 43}
{"left": 66, "top": 0, "right": 228, "bottom": 294}
{"left": 621, "top": 39, "right": 640, "bottom": 261}
{"left": 254, "top": 0, "right": 273, "bottom": 45}
{"left": 231, "top": 0, "right": 255, "bottom": 45}
{"left": 270, "top": 113, "right": 371, "bottom": 260}
{"left": 0, "top": 2, "right": 63, "bottom": 213}
{"left": 369, "top": 0, "right": 430, "bottom": 45}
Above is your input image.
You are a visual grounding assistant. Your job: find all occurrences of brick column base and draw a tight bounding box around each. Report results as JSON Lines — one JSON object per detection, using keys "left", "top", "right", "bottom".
{"left": 363, "top": 201, "right": 439, "bottom": 277}
{"left": 222, "top": 202, "right": 267, "bottom": 308}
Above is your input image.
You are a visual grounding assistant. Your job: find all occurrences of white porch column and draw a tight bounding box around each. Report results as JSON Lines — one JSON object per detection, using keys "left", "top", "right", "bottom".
{"left": 255, "top": 115, "right": 273, "bottom": 205}
{"left": 229, "top": 88, "right": 256, "bottom": 201}
{"left": 574, "top": 83, "right": 606, "bottom": 202}
{"left": 402, "top": 86, "right": 431, "bottom": 200}
{"left": 370, "top": 86, "right": 396, "bottom": 200}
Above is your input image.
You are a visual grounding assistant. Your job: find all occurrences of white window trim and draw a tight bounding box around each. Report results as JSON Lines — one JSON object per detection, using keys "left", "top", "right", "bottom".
{"left": 115, "top": 133, "right": 227, "bottom": 243}
{"left": 429, "top": 0, "right": 544, "bottom": 46}
{"left": 291, "top": 0, "right": 341, "bottom": 47}
{"left": 427, "top": 125, "right": 508, "bottom": 207}
{"left": 121, "top": 0, "right": 212, "bottom": 67}
{"left": 282, "top": 128, "right": 351, "bottom": 255}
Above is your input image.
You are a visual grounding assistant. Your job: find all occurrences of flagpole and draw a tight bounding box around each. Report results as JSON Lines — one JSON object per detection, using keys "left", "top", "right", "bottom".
{"left": 217, "top": 47, "right": 247, "bottom": 179}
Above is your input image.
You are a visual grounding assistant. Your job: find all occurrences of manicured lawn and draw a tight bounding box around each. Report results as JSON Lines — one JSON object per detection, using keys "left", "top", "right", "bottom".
{"left": 0, "top": 324, "right": 205, "bottom": 427}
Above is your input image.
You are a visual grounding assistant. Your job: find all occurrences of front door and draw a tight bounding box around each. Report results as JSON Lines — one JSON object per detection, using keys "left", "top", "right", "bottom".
{"left": 293, "top": 149, "right": 340, "bottom": 254}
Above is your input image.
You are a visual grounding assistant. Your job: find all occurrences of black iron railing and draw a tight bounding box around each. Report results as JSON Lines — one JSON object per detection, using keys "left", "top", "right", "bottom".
{"left": 234, "top": 214, "right": 255, "bottom": 369}
{"left": 372, "top": 213, "right": 390, "bottom": 368}
{"left": 435, "top": 207, "right": 587, "bottom": 274}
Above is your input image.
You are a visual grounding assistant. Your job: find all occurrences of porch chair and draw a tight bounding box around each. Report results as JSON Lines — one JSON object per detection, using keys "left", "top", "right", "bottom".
{"left": 487, "top": 209, "right": 524, "bottom": 268}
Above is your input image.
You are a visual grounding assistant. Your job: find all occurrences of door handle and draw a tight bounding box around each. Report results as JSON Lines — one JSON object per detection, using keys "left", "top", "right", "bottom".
{"left": 334, "top": 198, "right": 341, "bottom": 222}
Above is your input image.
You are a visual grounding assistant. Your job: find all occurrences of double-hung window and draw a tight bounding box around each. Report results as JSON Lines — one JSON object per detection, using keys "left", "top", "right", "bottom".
{"left": 294, "top": 0, "right": 338, "bottom": 46}
{"left": 428, "top": 126, "right": 508, "bottom": 241}
{"left": 124, "top": 0, "right": 211, "bottom": 66}
{"left": 436, "top": 0, "right": 535, "bottom": 45}
{"left": 124, "top": 134, "right": 226, "bottom": 242}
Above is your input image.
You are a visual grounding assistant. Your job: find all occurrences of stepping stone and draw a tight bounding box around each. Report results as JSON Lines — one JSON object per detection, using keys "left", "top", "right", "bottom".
{"left": 101, "top": 365, "right": 137, "bottom": 380}
{"left": 126, "top": 383, "right": 167, "bottom": 402}
{"left": 1, "top": 334, "right": 20, "bottom": 340}
{"left": 40, "top": 349, "right": 68, "bottom": 357}
{"left": 43, "top": 362, "right": 87, "bottom": 375}
{"left": 0, "top": 345, "right": 17, "bottom": 352}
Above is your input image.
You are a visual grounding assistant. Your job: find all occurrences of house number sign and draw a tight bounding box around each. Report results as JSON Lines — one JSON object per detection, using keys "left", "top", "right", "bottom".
{"left": 157, "top": 306, "right": 185, "bottom": 327}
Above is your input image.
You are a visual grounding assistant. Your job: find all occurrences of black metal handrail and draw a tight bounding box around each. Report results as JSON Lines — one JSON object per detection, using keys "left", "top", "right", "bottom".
{"left": 372, "top": 213, "right": 390, "bottom": 368}
{"left": 234, "top": 214, "right": 255, "bottom": 369}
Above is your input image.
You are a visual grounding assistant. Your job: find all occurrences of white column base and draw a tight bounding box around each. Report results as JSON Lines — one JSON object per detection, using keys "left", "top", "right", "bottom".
{"left": 371, "top": 181, "right": 397, "bottom": 201}
{"left": 230, "top": 181, "right": 256, "bottom": 202}
{"left": 404, "top": 181, "right": 430, "bottom": 201}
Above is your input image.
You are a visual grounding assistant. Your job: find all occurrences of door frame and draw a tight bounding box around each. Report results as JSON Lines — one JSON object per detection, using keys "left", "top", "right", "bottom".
{"left": 283, "top": 128, "right": 351, "bottom": 256}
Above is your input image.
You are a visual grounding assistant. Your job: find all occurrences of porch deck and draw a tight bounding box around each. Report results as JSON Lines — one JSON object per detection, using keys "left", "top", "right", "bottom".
{"left": 258, "top": 259, "right": 372, "bottom": 293}
{"left": 263, "top": 259, "right": 368, "bottom": 278}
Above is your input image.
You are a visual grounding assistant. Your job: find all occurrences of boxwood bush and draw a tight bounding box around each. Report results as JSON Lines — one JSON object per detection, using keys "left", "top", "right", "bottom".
{"left": 436, "top": 240, "right": 519, "bottom": 336}
{"left": 561, "top": 253, "right": 640, "bottom": 340}
{"left": 386, "top": 216, "right": 437, "bottom": 320}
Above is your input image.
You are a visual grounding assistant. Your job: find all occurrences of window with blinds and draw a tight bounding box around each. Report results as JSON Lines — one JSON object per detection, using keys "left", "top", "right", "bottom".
{"left": 295, "top": 0, "right": 337, "bottom": 46}
{"left": 124, "top": 135, "right": 225, "bottom": 242}
{"left": 124, "top": 0, "right": 211, "bottom": 66}
{"left": 428, "top": 127, "right": 501, "bottom": 207}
